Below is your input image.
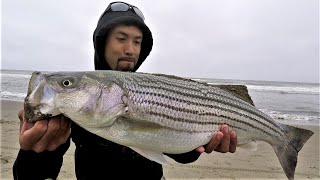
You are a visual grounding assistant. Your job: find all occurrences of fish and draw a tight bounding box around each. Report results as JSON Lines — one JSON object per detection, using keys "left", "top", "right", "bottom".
{"left": 24, "top": 70, "right": 314, "bottom": 180}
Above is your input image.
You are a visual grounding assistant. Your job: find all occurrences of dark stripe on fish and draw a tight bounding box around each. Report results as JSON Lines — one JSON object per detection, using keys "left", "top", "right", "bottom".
{"left": 128, "top": 81, "right": 274, "bottom": 125}
{"left": 147, "top": 110, "right": 275, "bottom": 137}
{"left": 128, "top": 88, "right": 283, "bottom": 137}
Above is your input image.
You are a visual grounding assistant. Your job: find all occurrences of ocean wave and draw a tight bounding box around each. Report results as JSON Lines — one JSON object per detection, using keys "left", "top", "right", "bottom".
{"left": 0, "top": 73, "right": 31, "bottom": 79}
{"left": 247, "top": 85, "right": 319, "bottom": 95}
{"left": 0, "top": 91, "right": 26, "bottom": 100}
{"left": 259, "top": 109, "right": 319, "bottom": 122}
{"left": 201, "top": 80, "right": 319, "bottom": 95}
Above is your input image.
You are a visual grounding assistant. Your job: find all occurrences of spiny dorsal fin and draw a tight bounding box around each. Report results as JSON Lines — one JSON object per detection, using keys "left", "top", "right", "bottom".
{"left": 143, "top": 72, "right": 255, "bottom": 106}
{"left": 213, "top": 85, "right": 255, "bottom": 106}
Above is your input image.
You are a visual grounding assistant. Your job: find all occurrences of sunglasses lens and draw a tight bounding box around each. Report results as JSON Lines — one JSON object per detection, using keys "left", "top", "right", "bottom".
{"left": 133, "top": 7, "right": 145, "bottom": 20}
{"left": 109, "top": 2, "right": 145, "bottom": 20}
{"left": 110, "top": 2, "right": 129, "bottom": 11}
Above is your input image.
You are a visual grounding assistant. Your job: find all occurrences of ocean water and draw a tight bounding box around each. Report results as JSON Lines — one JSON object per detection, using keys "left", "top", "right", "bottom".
{"left": 1, "top": 69, "right": 319, "bottom": 126}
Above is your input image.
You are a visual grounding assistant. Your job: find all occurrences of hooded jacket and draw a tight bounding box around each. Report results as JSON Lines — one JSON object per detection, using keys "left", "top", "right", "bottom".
{"left": 13, "top": 2, "right": 200, "bottom": 180}
{"left": 93, "top": 2, "right": 153, "bottom": 71}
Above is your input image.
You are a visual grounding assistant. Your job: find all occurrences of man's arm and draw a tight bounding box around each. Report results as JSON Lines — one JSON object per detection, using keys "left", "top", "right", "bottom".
{"left": 13, "top": 110, "right": 71, "bottom": 180}
{"left": 13, "top": 139, "right": 70, "bottom": 180}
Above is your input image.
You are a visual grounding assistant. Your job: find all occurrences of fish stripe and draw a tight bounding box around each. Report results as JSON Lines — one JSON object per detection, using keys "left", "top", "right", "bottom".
{"left": 145, "top": 100, "right": 280, "bottom": 137}
{"left": 127, "top": 88, "right": 283, "bottom": 137}
{"left": 128, "top": 79, "right": 275, "bottom": 124}
{"left": 147, "top": 110, "right": 275, "bottom": 137}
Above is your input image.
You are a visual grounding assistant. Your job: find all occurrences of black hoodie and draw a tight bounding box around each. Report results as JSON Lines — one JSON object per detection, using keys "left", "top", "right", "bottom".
{"left": 93, "top": 2, "right": 153, "bottom": 71}
{"left": 13, "top": 2, "right": 200, "bottom": 180}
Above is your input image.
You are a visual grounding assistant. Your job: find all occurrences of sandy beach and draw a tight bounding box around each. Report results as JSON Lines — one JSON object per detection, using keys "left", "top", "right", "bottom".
{"left": 1, "top": 99, "right": 319, "bottom": 179}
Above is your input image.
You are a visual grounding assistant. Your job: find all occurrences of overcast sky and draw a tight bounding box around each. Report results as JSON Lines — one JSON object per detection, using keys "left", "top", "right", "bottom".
{"left": 2, "top": 0, "right": 319, "bottom": 83}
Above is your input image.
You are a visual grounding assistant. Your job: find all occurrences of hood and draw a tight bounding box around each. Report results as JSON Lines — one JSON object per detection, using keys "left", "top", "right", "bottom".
{"left": 93, "top": 3, "right": 153, "bottom": 71}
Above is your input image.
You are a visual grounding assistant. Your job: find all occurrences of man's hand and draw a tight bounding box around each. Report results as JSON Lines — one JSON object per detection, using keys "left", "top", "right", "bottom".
{"left": 196, "top": 124, "right": 237, "bottom": 153}
{"left": 18, "top": 110, "right": 71, "bottom": 153}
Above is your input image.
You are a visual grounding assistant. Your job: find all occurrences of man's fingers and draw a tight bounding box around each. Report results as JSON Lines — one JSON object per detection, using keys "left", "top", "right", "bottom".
{"left": 20, "top": 121, "right": 35, "bottom": 135}
{"left": 195, "top": 146, "right": 205, "bottom": 153}
{"left": 57, "top": 116, "right": 71, "bottom": 144}
{"left": 32, "top": 118, "right": 60, "bottom": 152}
{"left": 205, "top": 132, "right": 223, "bottom": 153}
{"left": 204, "top": 124, "right": 237, "bottom": 154}
{"left": 229, "top": 131, "right": 237, "bottom": 153}
{"left": 219, "top": 125, "right": 230, "bottom": 153}
{"left": 47, "top": 116, "right": 71, "bottom": 151}
{"left": 18, "top": 110, "right": 24, "bottom": 121}
{"left": 47, "top": 128, "right": 70, "bottom": 151}
{"left": 19, "top": 115, "right": 71, "bottom": 152}
{"left": 20, "top": 120, "right": 48, "bottom": 150}
{"left": 18, "top": 110, "right": 25, "bottom": 130}
{"left": 59, "top": 116, "right": 71, "bottom": 132}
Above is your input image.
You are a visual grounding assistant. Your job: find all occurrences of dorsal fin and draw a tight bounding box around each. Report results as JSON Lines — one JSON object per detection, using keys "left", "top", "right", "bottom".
{"left": 213, "top": 85, "right": 255, "bottom": 106}
{"left": 145, "top": 72, "right": 255, "bottom": 106}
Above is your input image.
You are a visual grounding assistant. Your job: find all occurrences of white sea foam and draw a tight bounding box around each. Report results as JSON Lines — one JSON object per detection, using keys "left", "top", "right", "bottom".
{"left": 260, "top": 108, "right": 320, "bottom": 125}
{"left": 247, "top": 85, "right": 319, "bottom": 95}
{"left": 0, "top": 91, "right": 26, "bottom": 100}
{"left": 0, "top": 73, "right": 31, "bottom": 79}
{"left": 201, "top": 79, "right": 319, "bottom": 95}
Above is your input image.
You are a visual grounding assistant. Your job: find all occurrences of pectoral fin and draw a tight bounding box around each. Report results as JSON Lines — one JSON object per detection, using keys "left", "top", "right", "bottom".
{"left": 129, "top": 147, "right": 168, "bottom": 165}
{"left": 88, "top": 105, "right": 128, "bottom": 128}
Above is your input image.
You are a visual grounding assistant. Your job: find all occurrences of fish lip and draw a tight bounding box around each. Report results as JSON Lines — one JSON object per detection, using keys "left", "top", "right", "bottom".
{"left": 24, "top": 71, "right": 56, "bottom": 122}
{"left": 25, "top": 71, "right": 43, "bottom": 98}
{"left": 24, "top": 71, "right": 43, "bottom": 121}
{"left": 24, "top": 104, "right": 55, "bottom": 122}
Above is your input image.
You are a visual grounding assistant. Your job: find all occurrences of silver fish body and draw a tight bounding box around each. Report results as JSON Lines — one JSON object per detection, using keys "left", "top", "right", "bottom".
{"left": 24, "top": 70, "right": 313, "bottom": 180}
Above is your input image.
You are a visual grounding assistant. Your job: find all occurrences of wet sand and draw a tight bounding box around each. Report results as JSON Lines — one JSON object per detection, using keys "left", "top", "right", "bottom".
{"left": 1, "top": 100, "right": 319, "bottom": 179}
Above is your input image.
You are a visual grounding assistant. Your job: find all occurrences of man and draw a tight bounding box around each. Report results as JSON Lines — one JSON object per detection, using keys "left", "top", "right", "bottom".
{"left": 13, "top": 2, "right": 237, "bottom": 179}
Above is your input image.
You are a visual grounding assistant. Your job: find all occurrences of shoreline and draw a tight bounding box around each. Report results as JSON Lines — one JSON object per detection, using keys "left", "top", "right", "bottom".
{"left": 1, "top": 99, "right": 319, "bottom": 179}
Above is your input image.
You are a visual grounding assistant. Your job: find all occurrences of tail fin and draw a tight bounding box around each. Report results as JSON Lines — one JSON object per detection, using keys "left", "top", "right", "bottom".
{"left": 272, "top": 124, "right": 314, "bottom": 180}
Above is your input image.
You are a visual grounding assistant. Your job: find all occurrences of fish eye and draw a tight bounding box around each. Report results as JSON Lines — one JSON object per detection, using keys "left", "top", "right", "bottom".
{"left": 62, "top": 79, "right": 73, "bottom": 87}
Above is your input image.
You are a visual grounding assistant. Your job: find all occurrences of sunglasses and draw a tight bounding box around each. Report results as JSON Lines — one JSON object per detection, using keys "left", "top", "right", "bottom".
{"left": 102, "top": 1, "right": 145, "bottom": 20}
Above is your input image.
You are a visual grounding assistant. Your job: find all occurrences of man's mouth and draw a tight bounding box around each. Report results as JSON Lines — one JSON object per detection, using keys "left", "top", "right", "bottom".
{"left": 118, "top": 57, "right": 136, "bottom": 62}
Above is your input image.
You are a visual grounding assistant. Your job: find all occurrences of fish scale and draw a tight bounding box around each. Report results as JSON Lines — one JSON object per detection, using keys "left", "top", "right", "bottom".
{"left": 121, "top": 72, "right": 284, "bottom": 142}
{"left": 24, "top": 70, "right": 314, "bottom": 179}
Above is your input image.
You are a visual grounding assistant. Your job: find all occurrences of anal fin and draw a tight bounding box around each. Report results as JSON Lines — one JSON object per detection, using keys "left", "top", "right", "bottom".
{"left": 238, "top": 141, "right": 259, "bottom": 151}
{"left": 129, "top": 147, "right": 168, "bottom": 165}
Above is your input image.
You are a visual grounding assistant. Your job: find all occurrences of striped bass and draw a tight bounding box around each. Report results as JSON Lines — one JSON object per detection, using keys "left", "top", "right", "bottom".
{"left": 24, "top": 70, "right": 314, "bottom": 180}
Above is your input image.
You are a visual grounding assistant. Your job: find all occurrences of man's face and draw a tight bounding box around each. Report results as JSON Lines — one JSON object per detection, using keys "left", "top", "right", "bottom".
{"left": 104, "top": 25, "right": 143, "bottom": 71}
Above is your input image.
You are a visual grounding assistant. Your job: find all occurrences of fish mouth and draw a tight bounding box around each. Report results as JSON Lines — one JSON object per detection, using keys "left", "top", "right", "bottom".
{"left": 24, "top": 71, "right": 61, "bottom": 122}
{"left": 24, "top": 103, "right": 56, "bottom": 122}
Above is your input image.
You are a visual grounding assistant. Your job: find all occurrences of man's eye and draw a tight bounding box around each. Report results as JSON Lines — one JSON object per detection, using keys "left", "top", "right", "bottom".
{"left": 134, "top": 40, "right": 141, "bottom": 45}
{"left": 117, "top": 37, "right": 126, "bottom": 41}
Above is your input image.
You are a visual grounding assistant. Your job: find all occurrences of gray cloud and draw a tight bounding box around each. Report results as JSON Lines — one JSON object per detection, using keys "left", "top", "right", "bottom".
{"left": 2, "top": 0, "right": 319, "bottom": 83}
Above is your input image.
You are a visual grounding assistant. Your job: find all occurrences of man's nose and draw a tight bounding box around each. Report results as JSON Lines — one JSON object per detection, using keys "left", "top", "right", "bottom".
{"left": 124, "top": 42, "right": 134, "bottom": 56}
